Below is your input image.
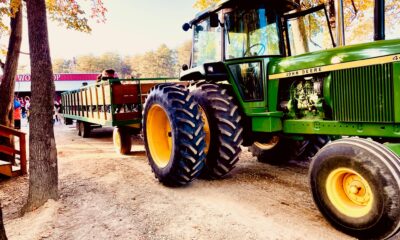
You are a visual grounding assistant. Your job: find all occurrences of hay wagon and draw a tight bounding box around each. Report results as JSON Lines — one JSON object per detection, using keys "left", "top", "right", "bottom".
{"left": 61, "top": 78, "right": 179, "bottom": 154}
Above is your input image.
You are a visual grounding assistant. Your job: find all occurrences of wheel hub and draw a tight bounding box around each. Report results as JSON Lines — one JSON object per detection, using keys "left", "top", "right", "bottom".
{"left": 199, "top": 106, "right": 210, "bottom": 154}
{"left": 343, "top": 174, "right": 371, "bottom": 206}
{"left": 146, "top": 104, "right": 173, "bottom": 168}
{"left": 326, "top": 168, "right": 374, "bottom": 218}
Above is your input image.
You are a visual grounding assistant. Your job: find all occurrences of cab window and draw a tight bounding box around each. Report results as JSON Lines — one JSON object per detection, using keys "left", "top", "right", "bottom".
{"left": 192, "top": 17, "right": 222, "bottom": 67}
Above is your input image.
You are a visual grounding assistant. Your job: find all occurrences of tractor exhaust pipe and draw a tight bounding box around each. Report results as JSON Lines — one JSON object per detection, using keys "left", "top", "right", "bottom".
{"left": 335, "top": 0, "right": 345, "bottom": 46}
{"left": 374, "top": 0, "right": 385, "bottom": 41}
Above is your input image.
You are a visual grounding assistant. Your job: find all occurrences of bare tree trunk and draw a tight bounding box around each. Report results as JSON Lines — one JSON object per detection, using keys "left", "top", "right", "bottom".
{"left": 0, "top": 203, "right": 7, "bottom": 240}
{"left": 23, "top": 0, "right": 58, "bottom": 212}
{"left": 0, "top": 1, "right": 22, "bottom": 162}
{"left": 0, "top": 3, "right": 23, "bottom": 238}
{"left": 0, "top": 2, "right": 22, "bottom": 237}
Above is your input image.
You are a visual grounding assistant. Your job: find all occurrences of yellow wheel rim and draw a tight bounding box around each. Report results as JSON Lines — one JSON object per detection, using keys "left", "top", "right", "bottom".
{"left": 326, "top": 168, "right": 374, "bottom": 218}
{"left": 254, "top": 136, "right": 280, "bottom": 150}
{"left": 146, "top": 104, "right": 173, "bottom": 168}
{"left": 199, "top": 106, "right": 210, "bottom": 154}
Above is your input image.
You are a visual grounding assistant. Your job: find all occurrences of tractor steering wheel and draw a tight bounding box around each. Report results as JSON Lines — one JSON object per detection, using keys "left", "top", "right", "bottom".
{"left": 244, "top": 43, "right": 266, "bottom": 57}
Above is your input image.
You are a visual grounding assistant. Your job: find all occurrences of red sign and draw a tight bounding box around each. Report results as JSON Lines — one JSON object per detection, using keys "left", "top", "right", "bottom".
{"left": 15, "top": 73, "right": 99, "bottom": 82}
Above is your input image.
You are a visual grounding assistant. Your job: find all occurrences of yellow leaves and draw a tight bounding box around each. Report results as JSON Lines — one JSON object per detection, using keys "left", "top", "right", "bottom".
{"left": 0, "top": 0, "right": 20, "bottom": 33}
{"left": 46, "top": 0, "right": 107, "bottom": 33}
{"left": 9, "top": 0, "right": 20, "bottom": 15}
{"left": 0, "top": 45, "right": 7, "bottom": 56}
{"left": 0, "top": 0, "right": 106, "bottom": 34}
{"left": 193, "top": 0, "right": 219, "bottom": 10}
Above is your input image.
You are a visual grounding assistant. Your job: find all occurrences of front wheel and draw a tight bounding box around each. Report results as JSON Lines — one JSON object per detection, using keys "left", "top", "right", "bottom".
{"left": 310, "top": 138, "right": 400, "bottom": 239}
{"left": 143, "top": 84, "right": 206, "bottom": 186}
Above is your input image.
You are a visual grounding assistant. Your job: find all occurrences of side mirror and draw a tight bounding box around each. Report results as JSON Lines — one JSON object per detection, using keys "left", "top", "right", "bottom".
{"left": 182, "top": 23, "right": 191, "bottom": 32}
{"left": 210, "top": 13, "right": 219, "bottom": 28}
{"left": 182, "top": 64, "right": 189, "bottom": 71}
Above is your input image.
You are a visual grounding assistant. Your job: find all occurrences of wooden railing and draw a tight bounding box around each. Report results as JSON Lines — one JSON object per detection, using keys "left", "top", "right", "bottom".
{"left": 61, "top": 78, "right": 182, "bottom": 125}
{"left": 0, "top": 124, "right": 27, "bottom": 176}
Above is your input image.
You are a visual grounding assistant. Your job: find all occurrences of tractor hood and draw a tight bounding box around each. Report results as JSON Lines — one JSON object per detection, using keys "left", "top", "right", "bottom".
{"left": 268, "top": 39, "right": 400, "bottom": 79}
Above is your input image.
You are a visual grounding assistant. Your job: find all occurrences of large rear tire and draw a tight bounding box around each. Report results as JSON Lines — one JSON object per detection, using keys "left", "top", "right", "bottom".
{"left": 143, "top": 84, "right": 206, "bottom": 186}
{"left": 310, "top": 138, "right": 400, "bottom": 239}
{"left": 191, "top": 83, "right": 243, "bottom": 179}
{"left": 113, "top": 127, "right": 132, "bottom": 155}
{"left": 292, "top": 135, "right": 330, "bottom": 161}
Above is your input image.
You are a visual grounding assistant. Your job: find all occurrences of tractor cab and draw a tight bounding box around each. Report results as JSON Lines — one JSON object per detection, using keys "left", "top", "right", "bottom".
{"left": 181, "top": 0, "right": 335, "bottom": 113}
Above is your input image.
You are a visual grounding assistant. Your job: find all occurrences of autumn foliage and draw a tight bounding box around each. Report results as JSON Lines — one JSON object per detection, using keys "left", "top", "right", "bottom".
{"left": 0, "top": 0, "right": 107, "bottom": 33}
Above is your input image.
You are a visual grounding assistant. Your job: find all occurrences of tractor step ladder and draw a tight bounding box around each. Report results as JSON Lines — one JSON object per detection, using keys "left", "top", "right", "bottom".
{"left": 0, "top": 124, "right": 27, "bottom": 177}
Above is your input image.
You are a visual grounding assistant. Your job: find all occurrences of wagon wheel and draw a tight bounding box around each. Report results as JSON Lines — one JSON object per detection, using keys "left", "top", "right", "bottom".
{"left": 76, "top": 121, "right": 81, "bottom": 136}
{"left": 113, "top": 127, "right": 132, "bottom": 155}
{"left": 79, "top": 122, "right": 91, "bottom": 138}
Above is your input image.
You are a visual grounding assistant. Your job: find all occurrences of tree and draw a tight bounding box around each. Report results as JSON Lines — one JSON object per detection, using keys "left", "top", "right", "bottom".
{"left": 176, "top": 40, "right": 192, "bottom": 68}
{"left": 52, "top": 58, "right": 74, "bottom": 73}
{"left": 193, "top": 0, "right": 218, "bottom": 10}
{"left": 23, "top": 0, "right": 58, "bottom": 212}
{"left": 0, "top": 2, "right": 22, "bottom": 238}
{"left": 0, "top": 202, "right": 6, "bottom": 240}
{"left": 154, "top": 44, "right": 176, "bottom": 77}
{"left": 0, "top": 0, "right": 106, "bottom": 239}
{"left": 129, "top": 44, "right": 178, "bottom": 78}
{"left": 0, "top": 1, "right": 22, "bottom": 143}
{"left": 22, "top": 0, "right": 107, "bottom": 212}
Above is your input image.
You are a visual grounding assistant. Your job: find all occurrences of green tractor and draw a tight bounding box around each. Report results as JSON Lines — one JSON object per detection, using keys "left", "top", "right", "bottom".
{"left": 142, "top": 0, "right": 400, "bottom": 238}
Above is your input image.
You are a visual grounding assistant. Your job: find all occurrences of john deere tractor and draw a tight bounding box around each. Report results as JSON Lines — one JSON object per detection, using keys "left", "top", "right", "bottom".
{"left": 142, "top": 0, "right": 400, "bottom": 238}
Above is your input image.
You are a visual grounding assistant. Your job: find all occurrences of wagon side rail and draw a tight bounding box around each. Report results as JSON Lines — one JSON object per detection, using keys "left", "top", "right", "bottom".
{"left": 61, "top": 78, "right": 181, "bottom": 127}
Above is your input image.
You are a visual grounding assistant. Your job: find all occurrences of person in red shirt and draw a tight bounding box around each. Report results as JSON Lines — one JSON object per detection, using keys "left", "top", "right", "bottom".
{"left": 14, "top": 96, "right": 21, "bottom": 129}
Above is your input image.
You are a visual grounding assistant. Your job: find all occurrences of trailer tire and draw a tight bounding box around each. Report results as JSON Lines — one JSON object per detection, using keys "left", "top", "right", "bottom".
{"left": 76, "top": 121, "right": 81, "bottom": 136}
{"left": 191, "top": 83, "right": 243, "bottom": 179}
{"left": 80, "top": 122, "right": 91, "bottom": 138}
{"left": 65, "top": 118, "right": 73, "bottom": 125}
{"left": 310, "top": 138, "right": 400, "bottom": 239}
{"left": 143, "top": 83, "right": 206, "bottom": 186}
{"left": 113, "top": 127, "right": 132, "bottom": 155}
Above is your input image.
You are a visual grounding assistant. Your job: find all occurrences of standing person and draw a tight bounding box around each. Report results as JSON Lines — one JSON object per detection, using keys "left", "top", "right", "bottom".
{"left": 13, "top": 96, "right": 21, "bottom": 129}
{"left": 20, "top": 97, "right": 26, "bottom": 118}
{"left": 96, "top": 69, "right": 120, "bottom": 84}
{"left": 25, "top": 96, "right": 31, "bottom": 122}
{"left": 97, "top": 69, "right": 122, "bottom": 112}
{"left": 54, "top": 100, "right": 60, "bottom": 123}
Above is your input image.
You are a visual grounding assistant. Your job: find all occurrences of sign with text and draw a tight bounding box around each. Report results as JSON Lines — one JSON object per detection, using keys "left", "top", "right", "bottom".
{"left": 15, "top": 73, "right": 98, "bottom": 82}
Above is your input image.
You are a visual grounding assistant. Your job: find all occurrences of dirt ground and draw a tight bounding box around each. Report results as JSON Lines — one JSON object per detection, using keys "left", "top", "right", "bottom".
{"left": 0, "top": 121, "right": 357, "bottom": 240}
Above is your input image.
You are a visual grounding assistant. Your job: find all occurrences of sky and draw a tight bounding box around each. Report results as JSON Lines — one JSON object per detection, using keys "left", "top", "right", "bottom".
{"left": 15, "top": 0, "right": 198, "bottom": 70}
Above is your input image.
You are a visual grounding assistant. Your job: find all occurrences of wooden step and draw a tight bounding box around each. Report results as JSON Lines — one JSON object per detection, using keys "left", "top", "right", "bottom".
{"left": 0, "top": 160, "right": 12, "bottom": 177}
